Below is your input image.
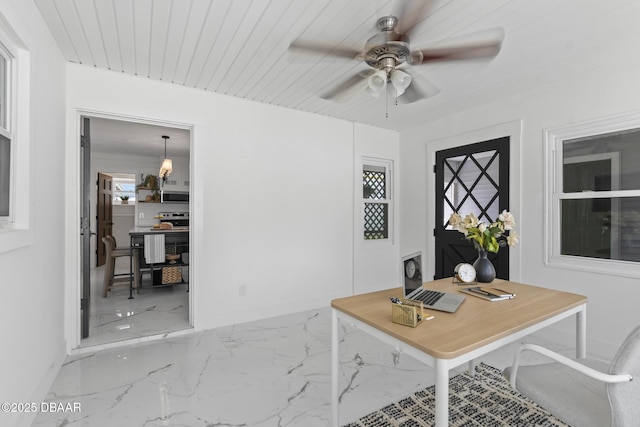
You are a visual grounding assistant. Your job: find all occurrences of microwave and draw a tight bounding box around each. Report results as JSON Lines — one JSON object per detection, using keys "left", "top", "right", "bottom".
{"left": 161, "top": 191, "right": 189, "bottom": 203}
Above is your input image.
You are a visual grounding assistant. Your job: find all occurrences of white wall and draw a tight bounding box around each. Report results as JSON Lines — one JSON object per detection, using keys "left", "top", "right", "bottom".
{"left": 65, "top": 64, "right": 399, "bottom": 349}
{"left": 0, "top": 2, "right": 66, "bottom": 427}
{"left": 400, "top": 6, "right": 640, "bottom": 359}
{"left": 353, "top": 124, "right": 401, "bottom": 294}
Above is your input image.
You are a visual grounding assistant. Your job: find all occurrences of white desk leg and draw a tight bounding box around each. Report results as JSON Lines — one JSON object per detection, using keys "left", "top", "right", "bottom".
{"left": 434, "top": 358, "right": 449, "bottom": 427}
{"left": 577, "top": 305, "right": 587, "bottom": 359}
{"left": 332, "top": 309, "right": 339, "bottom": 427}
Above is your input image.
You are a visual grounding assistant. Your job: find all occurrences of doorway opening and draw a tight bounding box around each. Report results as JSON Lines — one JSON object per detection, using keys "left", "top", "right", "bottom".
{"left": 79, "top": 114, "right": 192, "bottom": 348}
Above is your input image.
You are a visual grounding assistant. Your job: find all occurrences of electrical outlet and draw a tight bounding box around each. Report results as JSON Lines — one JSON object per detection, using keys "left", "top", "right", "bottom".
{"left": 239, "top": 285, "right": 247, "bottom": 296}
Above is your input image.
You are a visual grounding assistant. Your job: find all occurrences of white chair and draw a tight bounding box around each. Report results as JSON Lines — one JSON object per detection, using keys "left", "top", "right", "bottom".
{"left": 504, "top": 325, "right": 639, "bottom": 427}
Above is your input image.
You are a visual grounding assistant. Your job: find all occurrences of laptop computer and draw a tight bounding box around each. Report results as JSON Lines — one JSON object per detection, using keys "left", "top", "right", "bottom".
{"left": 402, "top": 253, "right": 466, "bottom": 313}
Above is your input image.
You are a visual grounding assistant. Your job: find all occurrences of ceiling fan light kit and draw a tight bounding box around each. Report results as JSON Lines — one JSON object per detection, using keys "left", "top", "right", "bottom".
{"left": 288, "top": 1, "right": 504, "bottom": 112}
{"left": 390, "top": 70, "right": 412, "bottom": 96}
{"left": 368, "top": 69, "right": 412, "bottom": 98}
{"left": 368, "top": 70, "right": 387, "bottom": 97}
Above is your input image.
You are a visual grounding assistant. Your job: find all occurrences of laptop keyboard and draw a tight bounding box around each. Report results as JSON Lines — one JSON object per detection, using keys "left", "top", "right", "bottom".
{"left": 413, "top": 289, "right": 445, "bottom": 306}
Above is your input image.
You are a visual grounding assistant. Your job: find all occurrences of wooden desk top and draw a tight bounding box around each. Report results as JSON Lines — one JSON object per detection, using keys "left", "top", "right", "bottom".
{"left": 331, "top": 278, "right": 587, "bottom": 359}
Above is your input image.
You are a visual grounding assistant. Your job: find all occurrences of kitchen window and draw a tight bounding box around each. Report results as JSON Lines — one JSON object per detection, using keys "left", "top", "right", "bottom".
{"left": 363, "top": 159, "right": 392, "bottom": 241}
{"left": 545, "top": 113, "right": 640, "bottom": 277}
{"left": 113, "top": 177, "right": 136, "bottom": 204}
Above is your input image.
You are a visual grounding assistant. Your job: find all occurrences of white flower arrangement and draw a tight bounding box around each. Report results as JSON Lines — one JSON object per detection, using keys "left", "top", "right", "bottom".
{"left": 448, "top": 210, "right": 519, "bottom": 253}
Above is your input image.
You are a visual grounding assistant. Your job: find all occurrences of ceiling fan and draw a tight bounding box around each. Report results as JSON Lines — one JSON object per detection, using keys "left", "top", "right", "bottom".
{"left": 289, "top": 1, "right": 504, "bottom": 104}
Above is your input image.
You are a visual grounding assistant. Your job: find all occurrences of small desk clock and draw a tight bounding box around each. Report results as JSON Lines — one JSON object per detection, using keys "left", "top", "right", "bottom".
{"left": 453, "top": 262, "right": 476, "bottom": 284}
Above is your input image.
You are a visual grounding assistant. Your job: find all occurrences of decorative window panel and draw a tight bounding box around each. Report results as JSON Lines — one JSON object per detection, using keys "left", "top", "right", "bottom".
{"left": 363, "top": 161, "right": 392, "bottom": 240}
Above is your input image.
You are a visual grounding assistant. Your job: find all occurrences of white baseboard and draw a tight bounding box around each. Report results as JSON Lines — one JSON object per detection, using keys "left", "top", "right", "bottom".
{"left": 70, "top": 328, "right": 195, "bottom": 356}
{"left": 205, "top": 294, "right": 337, "bottom": 330}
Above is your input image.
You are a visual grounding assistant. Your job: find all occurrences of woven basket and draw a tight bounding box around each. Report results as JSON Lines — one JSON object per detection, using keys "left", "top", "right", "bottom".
{"left": 162, "top": 266, "right": 182, "bottom": 284}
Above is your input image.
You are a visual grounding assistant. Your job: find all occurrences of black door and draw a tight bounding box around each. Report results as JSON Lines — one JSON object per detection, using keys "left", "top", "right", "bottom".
{"left": 434, "top": 137, "right": 510, "bottom": 279}
{"left": 81, "top": 117, "right": 91, "bottom": 339}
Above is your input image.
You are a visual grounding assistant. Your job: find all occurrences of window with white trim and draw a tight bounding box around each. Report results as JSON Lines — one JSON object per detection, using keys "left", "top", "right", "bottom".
{"left": 546, "top": 114, "right": 640, "bottom": 276}
{"left": 0, "top": 16, "right": 32, "bottom": 253}
{"left": 112, "top": 176, "right": 136, "bottom": 204}
{"left": 363, "top": 159, "right": 392, "bottom": 240}
{"left": 0, "top": 42, "right": 11, "bottom": 219}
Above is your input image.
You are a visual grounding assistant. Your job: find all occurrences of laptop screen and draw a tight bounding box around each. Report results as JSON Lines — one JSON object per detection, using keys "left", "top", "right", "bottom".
{"left": 402, "top": 253, "right": 422, "bottom": 297}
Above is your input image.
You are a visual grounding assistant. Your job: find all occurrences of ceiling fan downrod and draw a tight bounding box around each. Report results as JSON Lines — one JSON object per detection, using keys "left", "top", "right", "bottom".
{"left": 378, "top": 55, "right": 397, "bottom": 75}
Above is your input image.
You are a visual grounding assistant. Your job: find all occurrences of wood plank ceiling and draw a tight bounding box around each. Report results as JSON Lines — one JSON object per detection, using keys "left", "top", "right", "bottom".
{"left": 34, "top": 0, "right": 637, "bottom": 132}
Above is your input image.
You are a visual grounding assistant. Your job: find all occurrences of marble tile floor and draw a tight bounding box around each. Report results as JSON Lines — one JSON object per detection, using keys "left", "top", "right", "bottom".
{"left": 80, "top": 261, "right": 190, "bottom": 348}
{"left": 33, "top": 307, "right": 583, "bottom": 427}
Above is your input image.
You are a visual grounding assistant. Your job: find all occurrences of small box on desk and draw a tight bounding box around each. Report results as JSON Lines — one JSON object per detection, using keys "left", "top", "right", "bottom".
{"left": 391, "top": 299, "right": 423, "bottom": 327}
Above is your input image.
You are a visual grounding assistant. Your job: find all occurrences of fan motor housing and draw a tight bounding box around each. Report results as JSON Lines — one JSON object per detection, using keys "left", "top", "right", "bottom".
{"left": 363, "top": 31, "right": 411, "bottom": 69}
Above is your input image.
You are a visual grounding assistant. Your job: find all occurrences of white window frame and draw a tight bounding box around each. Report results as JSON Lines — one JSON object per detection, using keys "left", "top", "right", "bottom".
{"left": 0, "top": 41, "right": 13, "bottom": 222}
{"left": 362, "top": 157, "right": 393, "bottom": 244}
{"left": 544, "top": 111, "right": 640, "bottom": 278}
{"left": 0, "top": 19, "right": 32, "bottom": 253}
{"left": 112, "top": 176, "right": 136, "bottom": 205}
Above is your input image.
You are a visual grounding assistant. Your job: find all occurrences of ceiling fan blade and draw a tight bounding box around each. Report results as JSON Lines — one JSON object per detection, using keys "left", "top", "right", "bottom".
{"left": 289, "top": 39, "right": 362, "bottom": 60}
{"left": 320, "top": 70, "right": 374, "bottom": 102}
{"left": 395, "top": 71, "right": 440, "bottom": 104}
{"left": 410, "top": 28, "right": 505, "bottom": 64}
{"left": 394, "top": 0, "right": 432, "bottom": 37}
{"left": 411, "top": 40, "right": 502, "bottom": 64}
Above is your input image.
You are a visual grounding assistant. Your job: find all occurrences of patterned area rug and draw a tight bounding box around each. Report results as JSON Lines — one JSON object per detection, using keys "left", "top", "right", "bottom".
{"left": 343, "top": 363, "right": 569, "bottom": 427}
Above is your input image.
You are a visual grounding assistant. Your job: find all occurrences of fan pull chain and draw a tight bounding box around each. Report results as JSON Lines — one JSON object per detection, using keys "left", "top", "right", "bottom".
{"left": 385, "top": 82, "right": 389, "bottom": 118}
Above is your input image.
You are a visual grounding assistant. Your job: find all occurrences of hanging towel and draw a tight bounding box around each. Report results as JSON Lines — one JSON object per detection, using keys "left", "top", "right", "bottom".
{"left": 144, "top": 234, "right": 165, "bottom": 264}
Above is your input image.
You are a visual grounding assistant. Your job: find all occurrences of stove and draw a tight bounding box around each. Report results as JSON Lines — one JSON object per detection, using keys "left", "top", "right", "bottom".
{"left": 158, "top": 211, "right": 189, "bottom": 227}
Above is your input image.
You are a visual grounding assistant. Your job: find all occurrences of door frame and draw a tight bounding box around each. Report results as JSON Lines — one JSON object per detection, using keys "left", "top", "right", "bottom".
{"left": 434, "top": 137, "right": 510, "bottom": 280}
{"left": 81, "top": 117, "right": 91, "bottom": 339}
{"left": 425, "top": 120, "right": 523, "bottom": 282}
{"left": 66, "top": 109, "right": 195, "bottom": 352}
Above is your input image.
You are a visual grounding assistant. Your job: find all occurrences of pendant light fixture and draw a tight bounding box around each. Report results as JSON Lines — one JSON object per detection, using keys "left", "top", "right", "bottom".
{"left": 159, "top": 135, "right": 172, "bottom": 182}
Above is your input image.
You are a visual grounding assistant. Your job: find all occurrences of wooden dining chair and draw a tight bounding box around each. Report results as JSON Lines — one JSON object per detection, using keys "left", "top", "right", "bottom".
{"left": 102, "top": 236, "right": 140, "bottom": 297}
